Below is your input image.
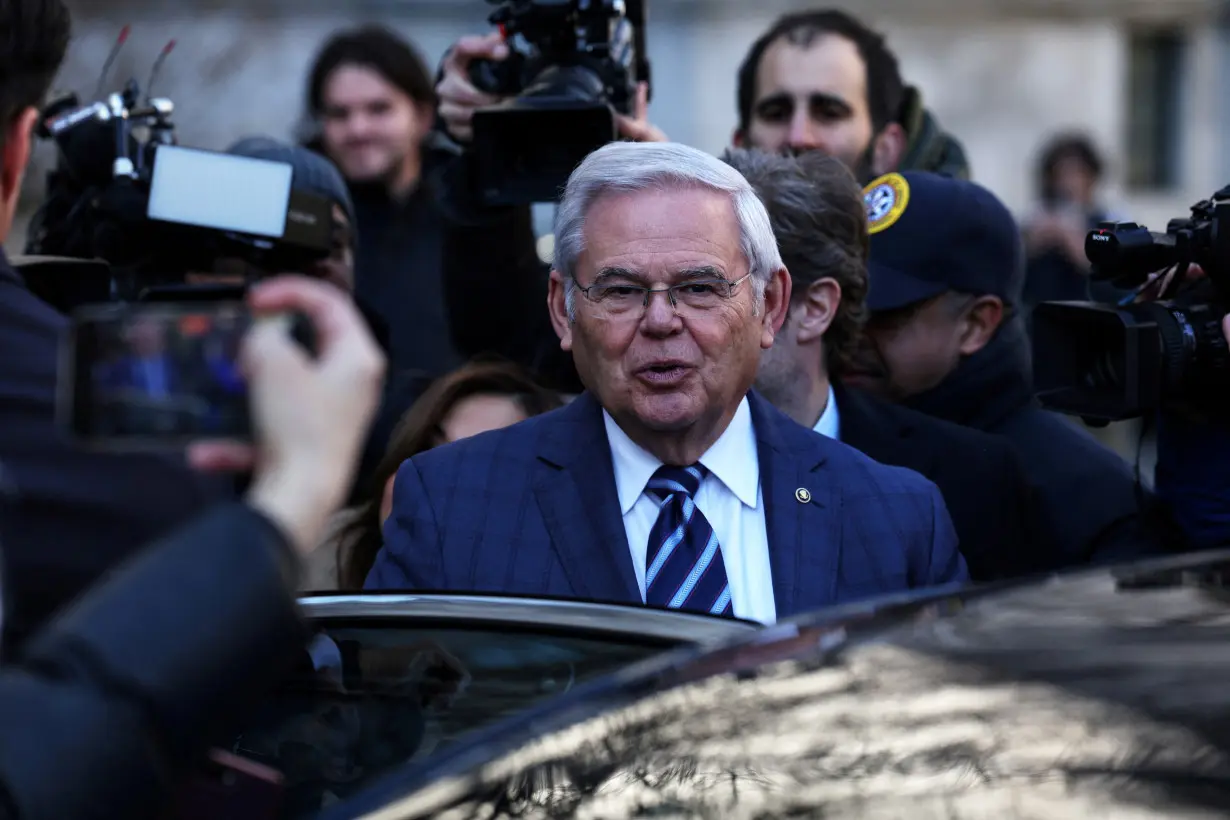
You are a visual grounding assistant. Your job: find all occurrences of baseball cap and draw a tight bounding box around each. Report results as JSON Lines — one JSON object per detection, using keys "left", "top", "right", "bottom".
{"left": 862, "top": 171, "right": 1024, "bottom": 312}
{"left": 226, "top": 136, "right": 357, "bottom": 231}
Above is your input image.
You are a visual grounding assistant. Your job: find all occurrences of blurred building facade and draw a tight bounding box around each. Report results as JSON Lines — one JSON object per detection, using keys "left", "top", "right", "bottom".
{"left": 10, "top": 0, "right": 1227, "bottom": 247}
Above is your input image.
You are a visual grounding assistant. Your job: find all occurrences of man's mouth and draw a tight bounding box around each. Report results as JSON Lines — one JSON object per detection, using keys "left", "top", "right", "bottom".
{"left": 635, "top": 361, "right": 694, "bottom": 384}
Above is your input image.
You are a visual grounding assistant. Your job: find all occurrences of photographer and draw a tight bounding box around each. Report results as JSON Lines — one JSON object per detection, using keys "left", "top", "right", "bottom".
{"left": 0, "top": 0, "right": 243, "bottom": 654}
{"left": 0, "top": 274, "right": 386, "bottom": 819}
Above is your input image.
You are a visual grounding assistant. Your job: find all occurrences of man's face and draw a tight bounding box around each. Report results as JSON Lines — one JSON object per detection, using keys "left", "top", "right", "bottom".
{"left": 741, "top": 33, "right": 875, "bottom": 168}
{"left": 845, "top": 296, "right": 968, "bottom": 402}
{"left": 555, "top": 187, "right": 785, "bottom": 436}
{"left": 320, "top": 64, "right": 425, "bottom": 185}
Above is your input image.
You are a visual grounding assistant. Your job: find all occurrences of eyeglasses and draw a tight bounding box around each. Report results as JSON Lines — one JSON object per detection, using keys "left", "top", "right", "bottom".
{"left": 573, "top": 272, "right": 753, "bottom": 318}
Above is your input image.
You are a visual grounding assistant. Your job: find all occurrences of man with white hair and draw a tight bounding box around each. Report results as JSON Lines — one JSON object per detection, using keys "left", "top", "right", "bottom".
{"left": 366, "top": 142, "right": 966, "bottom": 623}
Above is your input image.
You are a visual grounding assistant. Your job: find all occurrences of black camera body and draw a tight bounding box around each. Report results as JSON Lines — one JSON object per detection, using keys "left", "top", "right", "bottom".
{"left": 25, "top": 76, "right": 332, "bottom": 313}
{"left": 1032, "top": 187, "right": 1230, "bottom": 422}
{"left": 467, "top": 0, "right": 650, "bottom": 206}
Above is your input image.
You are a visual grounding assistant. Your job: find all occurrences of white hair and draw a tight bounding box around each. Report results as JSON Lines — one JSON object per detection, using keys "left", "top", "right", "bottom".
{"left": 554, "top": 142, "right": 783, "bottom": 319}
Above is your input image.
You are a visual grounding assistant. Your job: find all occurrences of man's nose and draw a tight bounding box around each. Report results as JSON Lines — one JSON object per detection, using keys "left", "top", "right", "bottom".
{"left": 640, "top": 290, "right": 682, "bottom": 335}
{"left": 786, "top": 113, "right": 822, "bottom": 151}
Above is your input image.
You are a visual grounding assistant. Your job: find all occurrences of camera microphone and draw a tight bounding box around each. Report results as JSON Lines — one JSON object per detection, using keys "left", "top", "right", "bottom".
{"left": 94, "top": 25, "right": 131, "bottom": 101}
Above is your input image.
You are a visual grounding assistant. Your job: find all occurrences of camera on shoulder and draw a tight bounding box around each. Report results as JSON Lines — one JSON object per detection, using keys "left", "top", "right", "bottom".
{"left": 466, "top": 0, "right": 651, "bottom": 207}
{"left": 1032, "top": 187, "right": 1230, "bottom": 422}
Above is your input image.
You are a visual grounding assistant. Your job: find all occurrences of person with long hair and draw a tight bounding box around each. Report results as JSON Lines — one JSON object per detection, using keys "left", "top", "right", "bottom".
{"left": 332, "top": 359, "right": 563, "bottom": 589}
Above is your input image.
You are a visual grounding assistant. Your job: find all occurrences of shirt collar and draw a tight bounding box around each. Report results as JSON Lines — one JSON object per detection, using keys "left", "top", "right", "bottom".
{"left": 812, "top": 384, "right": 841, "bottom": 441}
{"left": 603, "top": 396, "right": 760, "bottom": 514}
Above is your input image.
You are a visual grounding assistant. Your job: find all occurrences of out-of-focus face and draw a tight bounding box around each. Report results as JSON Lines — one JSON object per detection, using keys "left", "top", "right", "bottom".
{"left": 320, "top": 64, "right": 425, "bottom": 185}
{"left": 553, "top": 187, "right": 787, "bottom": 440}
{"left": 741, "top": 33, "right": 874, "bottom": 168}
{"left": 127, "top": 318, "right": 167, "bottom": 358}
{"left": 1050, "top": 154, "right": 1098, "bottom": 208}
{"left": 439, "top": 393, "right": 528, "bottom": 443}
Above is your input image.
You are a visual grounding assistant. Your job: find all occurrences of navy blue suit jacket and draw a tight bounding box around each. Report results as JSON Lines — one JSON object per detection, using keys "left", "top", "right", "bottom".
{"left": 367, "top": 392, "right": 966, "bottom": 617}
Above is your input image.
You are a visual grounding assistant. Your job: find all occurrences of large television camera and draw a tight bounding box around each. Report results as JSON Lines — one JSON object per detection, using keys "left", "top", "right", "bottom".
{"left": 22, "top": 32, "right": 334, "bottom": 313}
{"left": 466, "top": 0, "right": 650, "bottom": 206}
{"left": 1032, "top": 187, "right": 1230, "bottom": 422}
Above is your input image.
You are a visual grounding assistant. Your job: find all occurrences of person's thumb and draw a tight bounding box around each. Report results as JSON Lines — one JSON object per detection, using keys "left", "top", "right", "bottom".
{"left": 242, "top": 316, "right": 311, "bottom": 382}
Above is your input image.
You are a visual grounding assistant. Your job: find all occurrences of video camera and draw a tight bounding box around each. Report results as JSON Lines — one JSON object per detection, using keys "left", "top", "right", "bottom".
{"left": 23, "top": 31, "right": 334, "bottom": 313}
{"left": 1032, "top": 187, "right": 1230, "bottom": 422}
{"left": 466, "top": 0, "right": 650, "bottom": 206}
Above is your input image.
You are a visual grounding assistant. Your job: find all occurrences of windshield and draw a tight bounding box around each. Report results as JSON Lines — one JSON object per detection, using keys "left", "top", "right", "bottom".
{"left": 228, "top": 621, "right": 674, "bottom": 818}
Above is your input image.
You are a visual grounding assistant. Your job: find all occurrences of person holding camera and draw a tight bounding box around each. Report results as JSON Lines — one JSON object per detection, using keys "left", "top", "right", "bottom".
{"left": 0, "top": 0, "right": 249, "bottom": 654}
{"left": 0, "top": 273, "right": 386, "bottom": 819}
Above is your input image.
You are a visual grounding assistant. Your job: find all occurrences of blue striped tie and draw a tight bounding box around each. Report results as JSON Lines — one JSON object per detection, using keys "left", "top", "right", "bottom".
{"left": 644, "top": 464, "right": 734, "bottom": 618}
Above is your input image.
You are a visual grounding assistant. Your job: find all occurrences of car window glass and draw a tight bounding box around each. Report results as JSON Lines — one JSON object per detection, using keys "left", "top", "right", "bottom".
{"left": 229, "top": 623, "right": 671, "bottom": 818}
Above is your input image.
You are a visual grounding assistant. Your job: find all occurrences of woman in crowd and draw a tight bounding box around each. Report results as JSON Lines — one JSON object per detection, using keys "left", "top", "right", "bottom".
{"left": 328, "top": 359, "right": 563, "bottom": 590}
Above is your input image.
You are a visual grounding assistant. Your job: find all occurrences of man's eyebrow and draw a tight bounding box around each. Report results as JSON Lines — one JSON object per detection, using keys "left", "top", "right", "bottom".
{"left": 808, "top": 91, "right": 853, "bottom": 115}
{"left": 678, "top": 265, "right": 727, "bottom": 280}
{"left": 594, "top": 266, "right": 641, "bottom": 281}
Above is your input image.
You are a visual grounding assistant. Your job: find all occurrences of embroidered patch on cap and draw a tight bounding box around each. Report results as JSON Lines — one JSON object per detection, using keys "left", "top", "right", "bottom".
{"left": 863, "top": 173, "right": 910, "bottom": 235}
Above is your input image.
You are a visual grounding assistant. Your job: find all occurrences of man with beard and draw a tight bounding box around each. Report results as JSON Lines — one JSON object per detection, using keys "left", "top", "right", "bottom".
{"left": 731, "top": 9, "right": 968, "bottom": 181}
{"left": 851, "top": 171, "right": 1165, "bottom": 565}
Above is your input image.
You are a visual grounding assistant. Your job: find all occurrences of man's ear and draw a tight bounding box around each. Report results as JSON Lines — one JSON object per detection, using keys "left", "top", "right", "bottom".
{"left": 1, "top": 107, "right": 38, "bottom": 206}
{"left": 792, "top": 277, "right": 842, "bottom": 344}
{"left": 731, "top": 127, "right": 746, "bottom": 148}
{"left": 870, "top": 122, "right": 908, "bottom": 176}
{"left": 759, "top": 267, "right": 793, "bottom": 350}
{"left": 957, "top": 295, "right": 1004, "bottom": 356}
{"left": 547, "top": 269, "right": 574, "bottom": 352}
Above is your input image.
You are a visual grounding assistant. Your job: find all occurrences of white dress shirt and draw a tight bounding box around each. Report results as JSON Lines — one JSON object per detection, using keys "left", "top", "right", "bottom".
{"left": 603, "top": 398, "right": 777, "bottom": 624}
{"left": 812, "top": 384, "right": 841, "bottom": 441}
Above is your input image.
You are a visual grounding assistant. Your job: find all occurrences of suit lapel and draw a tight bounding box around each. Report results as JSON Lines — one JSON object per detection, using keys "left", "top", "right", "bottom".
{"left": 749, "top": 392, "right": 842, "bottom": 616}
{"left": 533, "top": 394, "right": 641, "bottom": 605}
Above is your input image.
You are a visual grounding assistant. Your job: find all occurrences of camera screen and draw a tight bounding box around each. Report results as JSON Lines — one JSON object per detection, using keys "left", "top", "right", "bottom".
{"left": 64, "top": 304, "right": 252, "bottom": 445}
{"left": 147, "top": 145, "right": 293, "bottom": 239}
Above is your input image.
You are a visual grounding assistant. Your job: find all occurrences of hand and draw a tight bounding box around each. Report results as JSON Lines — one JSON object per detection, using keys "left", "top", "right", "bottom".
{"left": 437, "top": 33, "right": 510, "bottom": 143}
{"left": 188, "top": 275, "right": 386, "bottom": 554}
{"left": 615, "top": 81, "right": 668, "bottom": 143}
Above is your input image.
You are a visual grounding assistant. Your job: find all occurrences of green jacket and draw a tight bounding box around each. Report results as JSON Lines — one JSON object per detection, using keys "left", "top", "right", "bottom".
{"left": 898, "top": 86, "right": 971, "bottom": 180}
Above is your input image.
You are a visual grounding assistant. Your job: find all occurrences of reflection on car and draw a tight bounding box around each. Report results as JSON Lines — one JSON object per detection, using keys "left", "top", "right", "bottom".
{"left": 321, "top": 552, "right": 1230, "bottom": 819}
{"left": 227, "top": 593, "right": 758, "bottom": 817}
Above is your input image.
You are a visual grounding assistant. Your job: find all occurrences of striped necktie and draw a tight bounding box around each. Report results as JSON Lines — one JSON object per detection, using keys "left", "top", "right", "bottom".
{"left": 644, "top": 464, "right": 734, "bottom": 618}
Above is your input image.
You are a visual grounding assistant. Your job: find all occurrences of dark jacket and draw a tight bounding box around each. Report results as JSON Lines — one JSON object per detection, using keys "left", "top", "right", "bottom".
{"left": 902, "top": 315, "right": 1169, "bottom": 565}
{"left": 434, "top": 150, "right": 581, "bottom": 393}
{"left": 305, "top": 133, "right": 464, "bottom": 378}
{"left": 835, "top": 383, "right": 1055, "bottom": 581}
{"left": 0, "top": 249, "right": 224, "bottom": 655}
{"left": 0, "top": 503, "right": 308, "bottom": 820}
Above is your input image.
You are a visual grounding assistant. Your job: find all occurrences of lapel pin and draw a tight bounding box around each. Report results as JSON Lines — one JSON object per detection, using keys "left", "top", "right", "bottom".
{"left": 795, "top": 487, "right": 812, "bottom": 503}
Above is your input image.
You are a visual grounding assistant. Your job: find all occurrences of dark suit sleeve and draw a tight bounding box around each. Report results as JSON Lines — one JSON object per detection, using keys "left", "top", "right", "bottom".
{"left": 0, "top": 503, "right": 307, "bottom": 820}
{"left": 919, "top": 480, "right": 968, "bottom": 587}
{"left": 365, "top": 459, "right": 445, "bottom": 590}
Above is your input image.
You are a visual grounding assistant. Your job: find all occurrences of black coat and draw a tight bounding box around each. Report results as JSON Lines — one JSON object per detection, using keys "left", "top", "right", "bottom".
{"left": 0, "top": 503, "right": 308, "bottom": 820}
{"left": 0, "top": 250, "right": 226, "bottom": 654}
{"left": 835, "top": 384, "right": 1055, "bottom": 581}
